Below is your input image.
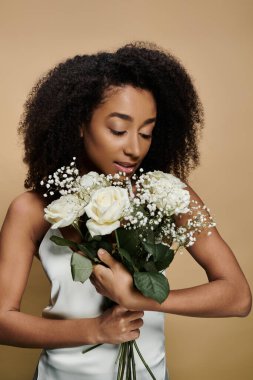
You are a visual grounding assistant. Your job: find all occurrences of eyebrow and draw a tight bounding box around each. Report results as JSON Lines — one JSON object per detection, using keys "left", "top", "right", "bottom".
{"left": 107, "top": 112, "right": 156, "bottom": 126}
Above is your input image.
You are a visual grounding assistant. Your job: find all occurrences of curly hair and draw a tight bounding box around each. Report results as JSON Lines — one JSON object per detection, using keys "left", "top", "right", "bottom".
{"left": 18, "top": 41, "right": 204, "bottom": 193}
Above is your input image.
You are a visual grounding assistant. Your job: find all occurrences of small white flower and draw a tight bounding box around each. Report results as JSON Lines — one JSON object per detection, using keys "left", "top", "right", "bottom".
{"left": 141, "top": 171, "right": 190, "bottom": 215}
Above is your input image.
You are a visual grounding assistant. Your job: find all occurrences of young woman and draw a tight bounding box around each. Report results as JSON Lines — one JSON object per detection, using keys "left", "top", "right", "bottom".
{"left": 0, "top": 41, "right": 251, "bottom": 380}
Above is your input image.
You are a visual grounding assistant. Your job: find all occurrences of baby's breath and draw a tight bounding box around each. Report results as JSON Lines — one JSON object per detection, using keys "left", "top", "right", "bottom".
{"left": 41, "top": 161, "right": 216, "bottom": 250}
{"left": 41, "top": 157, "right": 81, "bottom": 198}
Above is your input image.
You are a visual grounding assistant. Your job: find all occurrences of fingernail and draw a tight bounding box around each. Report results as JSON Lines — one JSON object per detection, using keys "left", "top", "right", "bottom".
{"left": 98, "top": 249, "right": 104, "bottom": 256}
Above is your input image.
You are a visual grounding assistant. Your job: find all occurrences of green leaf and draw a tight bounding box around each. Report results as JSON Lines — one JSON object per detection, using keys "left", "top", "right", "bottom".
{"left": 145, "top": 229, "right": 155, "bottom": 245}
{"left": 155, "top": 248, "right": 175, "bottom": 271}
{"left": 116, "top": 227, "right": 139, "bottom": 254}
{"left": 133, "top": 272, "right": 170, "bottom": 303}
{"left": 78, "top": 238, "right": 113, "bottom": 262}
{"left": 118, "top": 247, "right": 131, "bottom": 261}
{"left": 50, "top": 235, "right": 78, "bottom": 250}
{"left": 98, "top": 240, "right": 113, "bottom": 254}
{"left": 143, "top": 261, "right": 157, "bottom": 272}
{"left": 71, "top": 252, "right": 93, "bottom": 283}
{"left": 118, "top": 248, "right": 137, "bottom": 272}
{"left": 142, "top": 241, "right": 166, "bottom": 260}
{"left": 77, "top": 243, "right": 98, "bottom": 261}
{"left": 142, "top": 242, "right": 175, "bottom": 269}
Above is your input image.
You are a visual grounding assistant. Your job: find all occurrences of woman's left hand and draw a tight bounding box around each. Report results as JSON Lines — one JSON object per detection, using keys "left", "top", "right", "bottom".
{"left": 90, "top": 249, "right": 139, "bottom": 309}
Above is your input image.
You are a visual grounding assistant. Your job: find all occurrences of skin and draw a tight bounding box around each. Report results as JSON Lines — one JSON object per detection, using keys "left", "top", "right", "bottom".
{"left": 0, "top": 191, "right": 144, "bottom": 347}
{"left": 0, "top": 85, "right": 251, "bottom": 352}
{"left": 91, "top": 195, "right": 253, "bottom": 317}
{"left": 82, "top": 85, "right": 252, "bottom": 318}
{"left": 80, "top": 85, "right": 156, "bottom": 176}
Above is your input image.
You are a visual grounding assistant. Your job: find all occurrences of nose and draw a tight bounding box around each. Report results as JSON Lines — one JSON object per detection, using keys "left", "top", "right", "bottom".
{"left": 123, "top": 133, "right": 141, "bottom": 159}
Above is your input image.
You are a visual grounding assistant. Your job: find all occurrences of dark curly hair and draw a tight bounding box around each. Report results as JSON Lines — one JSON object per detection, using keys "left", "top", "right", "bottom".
{"left": 18, "top": 41, "right": 204, "bottom": 193}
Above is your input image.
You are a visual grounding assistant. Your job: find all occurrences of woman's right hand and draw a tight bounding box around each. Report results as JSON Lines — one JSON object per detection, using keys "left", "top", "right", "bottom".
{"left": 95, "top": 304, "right": 144, "bottom": 344}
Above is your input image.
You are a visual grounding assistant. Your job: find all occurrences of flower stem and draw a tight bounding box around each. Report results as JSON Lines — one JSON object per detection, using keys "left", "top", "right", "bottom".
{"left": 130, "top": 342, "right": 136, "bottom": 380}
{"left": 82, "top": 343, "right": 102, "bottom": 354}
{"left": 115, "top": 229, "right": 120, "bottom": 249}
{"left": 72, "top": 220, "right": 84, "bottom": 239}
{"left": 126, "top": 343, "right": 131, "bottom": 379}
{"left": 115, "top": 343, "right": 123, "bottom": 366}
{"left": 117, "top": 343, "right": 127, "bottom": 380}
{"left": 133, "top": 341, "right": 156, "bottom": 380}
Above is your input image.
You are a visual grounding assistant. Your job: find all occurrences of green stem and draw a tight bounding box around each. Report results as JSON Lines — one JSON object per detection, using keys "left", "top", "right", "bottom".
{"left": 121, "top": 343, "right": 127, "bottom": 380}
{"left": 133, "top": 341, "right": 156, "bottom": 380}
{"left": 115, "top": 343, "right": 123, "bottom": 365}
{"left": 72, "top": 220, "right": 84, "bottom": 239}
{"left": 115, "top": 229, "right": 121, "bottom": 250}
{"left": 130, "top": 342, "right": 136, "bottom": 380}
{"left": 82, "top": 343, "right": 102, "bottom": 354}
{"left": 126, "top": 343, "right": 131, "bottom": 380}
{"left": 117, "top": 344, "right": 124, "bottom": 380}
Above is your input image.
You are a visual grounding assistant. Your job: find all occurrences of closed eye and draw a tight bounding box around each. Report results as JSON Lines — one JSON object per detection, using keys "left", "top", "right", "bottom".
{"left": 140, "top": 133, "right": 152, "bottom": 140}
{"left": 109, "top": 129, "right": 125, "bottom": 136}
{"left": 109, "top": 129, "right": 152, "bottom": 140}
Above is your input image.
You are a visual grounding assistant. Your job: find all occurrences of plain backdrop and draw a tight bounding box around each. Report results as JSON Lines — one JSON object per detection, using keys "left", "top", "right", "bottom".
{"left": 0, "top": 1, "right": 252, "bottom": 379}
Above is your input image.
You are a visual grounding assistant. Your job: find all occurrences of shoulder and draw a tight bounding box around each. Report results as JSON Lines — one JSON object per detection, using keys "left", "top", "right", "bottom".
{"left": 7, "top": 191, "right": 47, "bottom": 224}
{"left": 174, "top": 180, "right": 211, "bottom": 226}
{"left": 4, "top": 191, "right": 50, "bottom": 245}
{"left": 182, "top": 180, "right": 205, "bottom": 203}
{"left": 8, "top": 190, "right": 47, "bottom": 213}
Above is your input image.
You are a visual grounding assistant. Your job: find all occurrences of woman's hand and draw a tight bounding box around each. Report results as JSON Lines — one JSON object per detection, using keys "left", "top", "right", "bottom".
{"left": 90, "top": 249, "right": 140, "bottom": 309}
{"left": 94, "top": 304, "right": 144, "bottom": 344}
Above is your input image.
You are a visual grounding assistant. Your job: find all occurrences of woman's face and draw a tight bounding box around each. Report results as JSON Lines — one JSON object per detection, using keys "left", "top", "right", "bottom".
{"left": 80, "top": 85, "right": 157, "bottom": 177}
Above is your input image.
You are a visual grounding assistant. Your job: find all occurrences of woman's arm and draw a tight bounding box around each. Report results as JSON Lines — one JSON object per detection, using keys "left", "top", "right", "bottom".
{"left": 91, "top": 183, "right": 252, "bottom": 318}
{"left": 0, "top": 192, "right": 144, "bottom": 348}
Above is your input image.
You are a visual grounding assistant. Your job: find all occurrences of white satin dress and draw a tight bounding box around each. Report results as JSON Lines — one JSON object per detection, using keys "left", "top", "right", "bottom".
{"left": 33, "top": 228, "right": 170, "bottom": 380}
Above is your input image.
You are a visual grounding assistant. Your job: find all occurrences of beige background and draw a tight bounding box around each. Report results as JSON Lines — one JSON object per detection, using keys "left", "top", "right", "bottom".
{"left": 0, "top": 0, "right": 252, "bottom": 379}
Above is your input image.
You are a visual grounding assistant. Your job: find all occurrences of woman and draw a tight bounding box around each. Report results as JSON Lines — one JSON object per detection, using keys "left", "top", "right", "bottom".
{"left": 0, "top": 41, "right": 251, "bottom": 380}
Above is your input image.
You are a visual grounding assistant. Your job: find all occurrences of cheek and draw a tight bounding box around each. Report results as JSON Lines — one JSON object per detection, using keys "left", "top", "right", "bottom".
{"left": 84, "top": 129, "right": 108, "bottom": 152}
{"left": 142, "top": 141, "right": 152, "bottom": 157}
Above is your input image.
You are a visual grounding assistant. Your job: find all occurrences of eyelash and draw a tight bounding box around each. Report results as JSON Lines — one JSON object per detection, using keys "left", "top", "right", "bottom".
{"left": 109, "top": 129, "right": 152, "bottom": 140}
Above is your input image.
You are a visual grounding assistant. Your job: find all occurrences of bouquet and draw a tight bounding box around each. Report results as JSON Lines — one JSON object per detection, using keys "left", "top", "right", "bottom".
{"left": 41, "top": 157, "right": 216, "bottom": 380}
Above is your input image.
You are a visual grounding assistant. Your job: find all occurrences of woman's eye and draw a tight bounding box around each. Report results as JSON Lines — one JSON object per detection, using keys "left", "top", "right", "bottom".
{"left": 110, "top": 129, "right": 125, "bottom": 136}
{"left": 109, "top": 129, "right": 152, "bottom": 139}
{"left": 140, "top": 134, "right": 152, "bottom": 140}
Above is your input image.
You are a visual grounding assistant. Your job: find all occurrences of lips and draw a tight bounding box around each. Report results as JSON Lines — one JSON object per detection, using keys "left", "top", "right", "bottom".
{"left": 114, "top": 161, "right": 137, "bottom": 174}
{"left": 115, "top": 161, "right": 137, "bottom": 168}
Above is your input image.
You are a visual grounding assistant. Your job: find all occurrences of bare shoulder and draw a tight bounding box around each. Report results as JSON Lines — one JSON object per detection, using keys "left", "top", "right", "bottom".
{"left": 0, "top": 192, "right": 51, "bottom": 312}
{"left": 3, "top": 191, "right": 50, "bottom": 246}
{"left": 174, "top": 180, "right": 214, "bottom": 227}
{"left": 8, "top": 191, "right": 46, "bottom": 216}
{"left": 182, "top": 180, "right": 206, "bottom": 203}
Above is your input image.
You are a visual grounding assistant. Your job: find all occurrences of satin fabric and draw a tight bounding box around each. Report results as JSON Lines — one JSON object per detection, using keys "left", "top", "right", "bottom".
{"left": 33, "top": 228, "right": 170, "bottom": 379}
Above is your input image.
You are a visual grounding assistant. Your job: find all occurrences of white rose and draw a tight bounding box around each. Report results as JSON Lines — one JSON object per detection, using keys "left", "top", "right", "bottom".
{"left": 144, "top": 171, "right": 190, "bottom": 215}
{"left": 84, "top": 186, "right": 130, "bottom": 237}
{"left": 80, "top": 171, "right": 101, "bottom": 189}
{"left": 44, "top": 194, "right": 86, "bottom": 229}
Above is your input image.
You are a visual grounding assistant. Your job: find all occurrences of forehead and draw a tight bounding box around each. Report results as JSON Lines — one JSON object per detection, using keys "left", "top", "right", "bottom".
{"left": 97, "top": 85, "right": 157, "bottom": 117}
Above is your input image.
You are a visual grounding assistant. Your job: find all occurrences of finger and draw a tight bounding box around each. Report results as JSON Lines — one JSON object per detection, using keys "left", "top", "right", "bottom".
{"left": 130, "top": 318, "right": 144, "bottom": 330}
{"left": 125, "top": 310, "right": 144, "bottom": 321}
{"left": 90, "top": 273, "right": 99, "bottom": 285}
{"left": 90, "top": 273, "right": 100, "bottom": 289}
{"left": 113, "top": 304, "right": 129, "bottom": 313}
{"left": 92, "top": 263, "right": 110, "bottom": 279}
{"left": 97, "top": 249, "right": 118, "bottom": 269}
{"left": 130, "top": 329, "right": 140, "bottom": 340}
